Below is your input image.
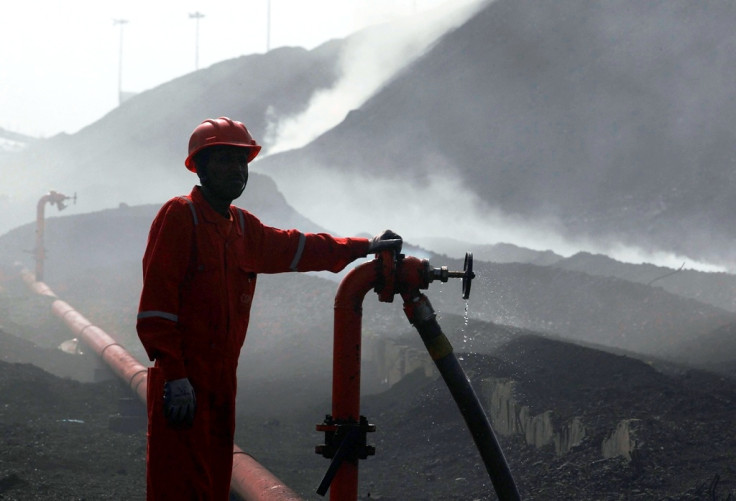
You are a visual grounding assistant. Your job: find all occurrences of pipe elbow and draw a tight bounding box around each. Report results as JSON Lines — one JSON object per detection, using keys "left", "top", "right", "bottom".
{"left": 334, "top": 261, "right": 377, "bottom": 311}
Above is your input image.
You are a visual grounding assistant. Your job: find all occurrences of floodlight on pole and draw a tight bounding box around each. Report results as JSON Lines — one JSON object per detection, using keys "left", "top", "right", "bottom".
{"left": 113, "top": 19, "right": 128, "bottom": 105}
{"left": 189, "top": 11, "right": 205, "bottom": 70}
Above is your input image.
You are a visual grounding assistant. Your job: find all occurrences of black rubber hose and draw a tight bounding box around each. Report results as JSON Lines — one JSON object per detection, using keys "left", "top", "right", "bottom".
{"left": 407, "top": 295, "right": 521, "bottom": 501}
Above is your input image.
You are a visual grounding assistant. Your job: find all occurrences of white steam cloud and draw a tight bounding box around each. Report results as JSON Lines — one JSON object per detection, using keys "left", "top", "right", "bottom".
{"left": 262, "top": 158, "right": 727, "bottom": 273}
{"left": 263, "top": 0, "right": 487, "bottom": 154}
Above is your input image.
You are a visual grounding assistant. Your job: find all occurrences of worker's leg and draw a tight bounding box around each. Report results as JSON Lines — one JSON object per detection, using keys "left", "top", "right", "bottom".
{"left": 146, "top": 367, "right": 213, "bottom": 500}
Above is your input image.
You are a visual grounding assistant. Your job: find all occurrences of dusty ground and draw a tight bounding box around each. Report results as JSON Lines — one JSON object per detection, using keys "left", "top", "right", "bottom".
{"left": 0, "top": 359, "right": 147, "bottom": 500}
{"left": 234, "top": 349, "right": 736, "bottom": 501}
{"left": 2, "top": 269, "right": 736, "bottom": 500}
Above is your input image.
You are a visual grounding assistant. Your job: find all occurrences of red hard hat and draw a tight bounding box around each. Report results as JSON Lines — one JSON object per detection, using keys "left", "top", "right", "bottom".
{"left": 185, "top": 117, "right": 262, "bottom": 172}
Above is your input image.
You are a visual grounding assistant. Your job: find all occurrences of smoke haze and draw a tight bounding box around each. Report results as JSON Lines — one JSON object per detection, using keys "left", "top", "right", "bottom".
{"left": 257, "top": 159, "right": 727, "bottom": 273}
{"left": 3, "top": 0, "right": 734, "bottom": 275}
{"left": 263, "top": 0, "right": 486, "bottom": 154}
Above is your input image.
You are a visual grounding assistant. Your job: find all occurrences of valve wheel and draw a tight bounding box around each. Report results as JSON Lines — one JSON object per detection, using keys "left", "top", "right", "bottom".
{"left": 462, "top": 252, "right": 475, "bottom": 300}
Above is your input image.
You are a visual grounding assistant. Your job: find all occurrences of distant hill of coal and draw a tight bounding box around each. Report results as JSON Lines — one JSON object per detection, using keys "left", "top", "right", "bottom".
{"left": 259, "top": 0, "right": 736, "bottom": 267}
{"left": 2, "top": 202, "right": 735, "bottom": 378}
{"left": 553, "top": 251, "right": 736, "bottom": 313}
{"left": 2, "top": 0, "right": 735, "bottom": 269}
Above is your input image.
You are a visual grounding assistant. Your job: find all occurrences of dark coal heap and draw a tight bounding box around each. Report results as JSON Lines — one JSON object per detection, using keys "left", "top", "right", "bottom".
{"left": 2, "top": 204, "right": 736, "bottom": 499}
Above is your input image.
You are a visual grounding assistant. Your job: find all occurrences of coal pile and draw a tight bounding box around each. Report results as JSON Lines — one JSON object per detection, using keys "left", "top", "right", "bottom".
{"left": 2, "top": 209, "right": 736, "bottom": 499}
{"left": 0, "top": 357, "right": 146, "bottom": 500}
{"left": 234, "top": 339, "right": 736, "bottom": 500}
{"left": 3, "top": 352, "right": 735, "bottom": 500}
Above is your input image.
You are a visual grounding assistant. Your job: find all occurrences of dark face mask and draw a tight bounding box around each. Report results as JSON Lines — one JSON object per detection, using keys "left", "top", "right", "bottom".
{"left": 197, "top": 147, "right": 249, "bottom": 202}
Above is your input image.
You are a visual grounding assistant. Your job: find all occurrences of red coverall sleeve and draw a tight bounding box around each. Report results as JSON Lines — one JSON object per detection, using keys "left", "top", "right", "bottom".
{"left": 136, "top": 201, "right": 193, "bottom": 381}
{"left": 243, "top": 212, "right": 370, "bottom": 274}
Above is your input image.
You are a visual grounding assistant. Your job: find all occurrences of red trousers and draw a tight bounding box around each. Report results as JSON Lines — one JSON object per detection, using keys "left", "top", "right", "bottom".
{"left": 146, "top": 367, "right": 236, "bottom": 500}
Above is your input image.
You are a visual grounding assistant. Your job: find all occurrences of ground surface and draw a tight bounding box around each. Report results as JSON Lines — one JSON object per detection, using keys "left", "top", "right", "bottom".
{"left": 0, "top": 359, "right": 147, "bottom": 500}
{"left": 2, "top": 270, "right": 736, "bottom": 500}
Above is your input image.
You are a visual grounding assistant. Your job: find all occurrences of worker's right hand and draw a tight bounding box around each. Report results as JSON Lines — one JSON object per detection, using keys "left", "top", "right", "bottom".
{"left": 367, "top": 229, "right": 403, "bottom": 254}
{"left": 163, "top": 377, "right": 196, "bottom": 427}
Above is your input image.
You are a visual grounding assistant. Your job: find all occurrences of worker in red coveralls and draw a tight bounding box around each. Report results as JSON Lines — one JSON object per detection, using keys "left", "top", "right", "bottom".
{"left": 136, "top": 117, "right": 401, "bottom": 500}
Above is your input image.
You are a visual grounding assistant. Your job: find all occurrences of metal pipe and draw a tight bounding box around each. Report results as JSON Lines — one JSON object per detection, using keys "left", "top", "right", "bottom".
{"left": 329, "top": 260, "right": 377, "bottom": 500}
{"left": 231, "top": 446, "right": 303, "bottom": 501}
{"left": 322, "top": 254, "right": 519, "bottom": 500}
{"left": 34, "top": 191, "right": 72, "bottom": 281}
{"left": 20, "top": 269, "right": 302, "bottom": 501}
{"left": 49, "top": 298, "right": 149, "bottom": 401}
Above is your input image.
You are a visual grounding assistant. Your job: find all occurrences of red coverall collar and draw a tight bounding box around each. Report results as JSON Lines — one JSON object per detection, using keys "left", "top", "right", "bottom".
{"left": 190, "top": 186, "right": 243, "bottom": 237}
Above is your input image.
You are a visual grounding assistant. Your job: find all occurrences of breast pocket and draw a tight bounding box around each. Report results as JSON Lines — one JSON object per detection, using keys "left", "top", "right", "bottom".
{"left": 235, "top": 266, "right": 257, "bottom": 313}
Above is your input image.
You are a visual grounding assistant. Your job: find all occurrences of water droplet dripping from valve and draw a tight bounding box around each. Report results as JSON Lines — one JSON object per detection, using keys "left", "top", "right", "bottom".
{"left": 461, "top": 300, "right": 470, "bottom": 351}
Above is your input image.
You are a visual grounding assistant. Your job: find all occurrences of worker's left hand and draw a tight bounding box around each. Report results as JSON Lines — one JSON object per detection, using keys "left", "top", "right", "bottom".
{"left": 163, "top": 377, "right": 197, "bottom": 427}
{"left": 367, "top": 229, "right": 403, "bottom": 254}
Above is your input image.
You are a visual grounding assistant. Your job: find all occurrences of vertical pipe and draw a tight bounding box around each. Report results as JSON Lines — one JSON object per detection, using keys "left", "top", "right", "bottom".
{"left": 34, "top": 191, "right": 72, "bottom": 282}
{"left": 34, "top": 196, "right": 47, "bottom": 281}
{"left": 330, "top": 262, "right": 376, "bottom": 501}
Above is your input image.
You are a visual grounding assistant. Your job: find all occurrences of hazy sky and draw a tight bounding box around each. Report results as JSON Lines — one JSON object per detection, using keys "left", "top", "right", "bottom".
{"left": 1, "top": 0, "right": 450, "bottom": 138}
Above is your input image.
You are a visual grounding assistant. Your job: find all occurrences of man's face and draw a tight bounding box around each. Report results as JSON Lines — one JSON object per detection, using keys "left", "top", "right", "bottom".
{"left": 201, "top": 146, "right": 249, "bottom": 201}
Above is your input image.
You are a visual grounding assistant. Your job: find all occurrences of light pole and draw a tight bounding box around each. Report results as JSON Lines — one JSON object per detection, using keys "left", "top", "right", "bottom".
{"left": 266, "top": 0, "right": 271, "bottom": 52}
{"left": 113, "top": 19, "right": 128, "bottom": 105}
{"left": 189, "top": 11, "right": 205, "bottom": 70}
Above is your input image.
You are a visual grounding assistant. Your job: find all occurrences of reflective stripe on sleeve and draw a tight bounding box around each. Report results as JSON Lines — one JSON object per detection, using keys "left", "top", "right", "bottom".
{"left": 137, "top": 311, "right": 179, "bottom": 322}
{"left": 289, "top": 233, "right": 306, "bottom": 271}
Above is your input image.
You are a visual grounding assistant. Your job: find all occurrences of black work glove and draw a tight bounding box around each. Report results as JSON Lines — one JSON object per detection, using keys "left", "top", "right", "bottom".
{"left": 163, "top": 377, "right": 196, "bottom": 427}
{"left": 367, "top": 229, "right": 403, "bottom": 254}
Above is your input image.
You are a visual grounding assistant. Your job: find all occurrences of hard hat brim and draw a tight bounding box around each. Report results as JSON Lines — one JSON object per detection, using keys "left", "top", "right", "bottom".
{"left": 184, "top": 143, "right": 262, "bottom": 172}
